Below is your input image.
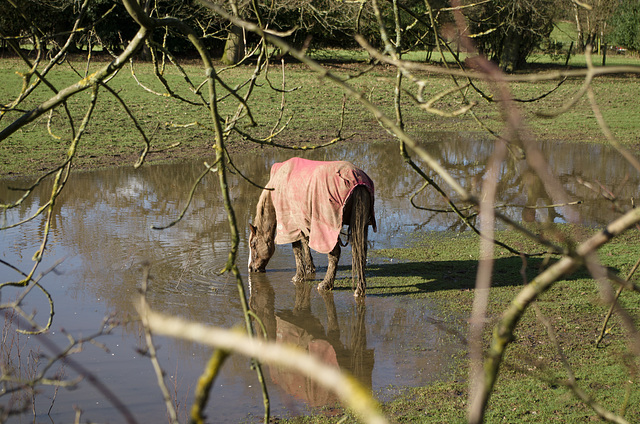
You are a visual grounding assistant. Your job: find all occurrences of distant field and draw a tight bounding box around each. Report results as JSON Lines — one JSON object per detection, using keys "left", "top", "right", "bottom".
{"left": 551, "top": 20, "right": 578, "bottom": 46}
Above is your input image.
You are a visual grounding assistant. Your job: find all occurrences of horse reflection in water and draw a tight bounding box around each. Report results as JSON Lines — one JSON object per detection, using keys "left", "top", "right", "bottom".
{"left": 248, "top": 272, "right": 374, "bottom": 408}
{"left": 248, "top": 158, "right": 376, "bottom": 297}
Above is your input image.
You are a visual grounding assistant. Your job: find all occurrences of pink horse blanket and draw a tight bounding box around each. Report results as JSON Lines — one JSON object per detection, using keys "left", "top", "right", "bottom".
{"left": 267, "top": 158, "right": 376, "bottom": 254}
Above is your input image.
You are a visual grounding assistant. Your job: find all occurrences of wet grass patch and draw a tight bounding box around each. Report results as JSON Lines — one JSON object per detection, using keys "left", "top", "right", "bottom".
{"left": 382, "top": 228, "right": 640, "bottom": 422}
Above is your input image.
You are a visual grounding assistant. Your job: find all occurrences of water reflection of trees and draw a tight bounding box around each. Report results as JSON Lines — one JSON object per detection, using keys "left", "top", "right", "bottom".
{"left": 3, "top": 137, "right": 638, "bottom": 315}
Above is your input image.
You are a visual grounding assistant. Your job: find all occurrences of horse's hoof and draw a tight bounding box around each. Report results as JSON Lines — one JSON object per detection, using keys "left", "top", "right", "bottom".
{"left": 317, "top": 282, "right": 333, "bottom": 291}
{"left": 354, "top": 289, "right": 365, "bottom": 297}
{"left": 292, "top": 274, "right": 305, "bottom": 284}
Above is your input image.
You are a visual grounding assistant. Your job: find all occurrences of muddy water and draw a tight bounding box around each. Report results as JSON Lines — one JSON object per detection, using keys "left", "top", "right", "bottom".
{"left": 1, "top": 135, "right": 638, "bottom": 422}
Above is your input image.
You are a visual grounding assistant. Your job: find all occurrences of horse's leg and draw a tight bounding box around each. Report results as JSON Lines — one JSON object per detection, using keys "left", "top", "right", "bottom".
{"left": 319, "top": 290, "right": 339, "bottom": 337}
{"left": 318, "top": 242, "right": 341, "bottom": 291}
{"left": 293, "top": 279, "right": 312, "bottom": 315}
{"left": 301, "top": 235, "right": 316, "bottom": 275}
{"left": 292, "top": 240, "right": 307, "bottom": 283}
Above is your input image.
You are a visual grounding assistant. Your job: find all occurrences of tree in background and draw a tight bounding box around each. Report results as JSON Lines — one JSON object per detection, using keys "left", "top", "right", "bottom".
{"left": 0, "top": 0, "right": 77, "bottom": 53}
{"left": 571, "top": 0, "right": 618, "bottom": 53}
{"left": 0, "top": 0, "right": 446, "bottom": 65}
{"left": 218, "top": 0, "right": 382, "bottom": 64}
{"left": 87, "top": 0, "right": 222, "bottom": 55}
{"left": 3, "top": 0, "right": 640, "bottom": 65}
{"left": 463, "top": 0, "right": 558, "bottom": 71}
{"left": 608, "top": 0, "right": 640, "bottom": 51}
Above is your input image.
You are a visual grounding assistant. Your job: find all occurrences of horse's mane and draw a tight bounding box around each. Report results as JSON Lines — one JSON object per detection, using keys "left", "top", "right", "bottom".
{"left": 254, "top": 189, "right": 277, "bottom": 237}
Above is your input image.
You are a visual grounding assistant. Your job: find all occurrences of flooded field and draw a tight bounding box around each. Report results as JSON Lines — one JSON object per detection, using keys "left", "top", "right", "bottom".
{"left": 1, "top": 135, "right": 638, "bottom": 422}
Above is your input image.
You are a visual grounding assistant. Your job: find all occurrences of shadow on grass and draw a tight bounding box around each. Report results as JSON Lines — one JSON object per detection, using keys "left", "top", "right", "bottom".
{"left": 358, "top": 256, "right": 594, "bottom": 296}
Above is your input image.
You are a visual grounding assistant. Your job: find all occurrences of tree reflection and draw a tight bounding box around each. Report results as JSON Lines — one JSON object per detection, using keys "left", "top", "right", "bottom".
{"left": 2, "top": 137, "right": 638, "bottom": 319}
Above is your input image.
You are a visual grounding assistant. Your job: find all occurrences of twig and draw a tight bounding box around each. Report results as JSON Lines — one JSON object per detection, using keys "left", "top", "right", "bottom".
{"left": 138, "top": 264, "right": 179, "bottom": 424}
{"left": 189, "top": 348, "right": 229, "bottom": 424}
{"left": 152, "top": 160, "right": 218, "bottom": 230}
{"left": 596, "top": 255, "right": 640, "bottom": 346}
{"left": 0, "top": 26, "right": 151, "bottom": 142}
{"left": 534, "top": 303, "right": 630, "bottom": 424}
{"left": 468, "top": 138, "right": 507, "bottom": 411}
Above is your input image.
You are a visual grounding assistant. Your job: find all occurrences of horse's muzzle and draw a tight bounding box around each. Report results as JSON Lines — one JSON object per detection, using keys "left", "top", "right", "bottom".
{"left": 248, "top": 263, "right": 266, "bottom": 273}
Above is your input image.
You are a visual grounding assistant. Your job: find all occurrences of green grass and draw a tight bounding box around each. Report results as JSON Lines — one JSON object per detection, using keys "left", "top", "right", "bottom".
{"left": 2, "top": 50, "right": 640, "bottom": 177}
{"left": 298, "top": 227, "right": 640, "bottom": 423}
{"left": 551, "top": 21, "right": 578, "bottom": 47}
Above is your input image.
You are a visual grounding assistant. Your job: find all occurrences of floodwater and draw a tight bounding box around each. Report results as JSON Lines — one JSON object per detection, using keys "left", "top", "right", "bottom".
{"left": 1, "top": 135, "right": 638, "bottom": 422}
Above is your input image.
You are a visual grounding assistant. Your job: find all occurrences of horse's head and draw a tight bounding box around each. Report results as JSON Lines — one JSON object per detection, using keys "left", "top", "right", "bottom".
{"left": 248, "top": 223, "right": 275, "bottom": 272}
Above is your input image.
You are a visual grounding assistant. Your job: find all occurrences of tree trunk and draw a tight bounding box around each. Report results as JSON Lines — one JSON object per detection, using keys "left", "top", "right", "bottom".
{"left": 221, "top": 25, "right": 243, "bottom": 65}
{"left": 499, "top": 29, "right": 523, "bottom": 72}
{"left": 222, "top": 0, "right": 244, "bottom": 65}
{"left": 573, "top": 2, "right": 584, "bottom": 51}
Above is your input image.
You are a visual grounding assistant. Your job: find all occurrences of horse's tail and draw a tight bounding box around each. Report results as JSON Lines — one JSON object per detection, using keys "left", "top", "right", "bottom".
{"left": 349, "top": 185, "right": 371, "bottom": 297}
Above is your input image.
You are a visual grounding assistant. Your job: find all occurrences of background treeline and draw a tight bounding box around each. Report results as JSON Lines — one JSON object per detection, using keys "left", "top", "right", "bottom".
{"left": 1, "top": 0, "right": 639, "bottom": 71}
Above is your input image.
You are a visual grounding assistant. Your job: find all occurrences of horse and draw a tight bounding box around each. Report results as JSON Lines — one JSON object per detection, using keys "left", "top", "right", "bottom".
{"left": 248, "top": 157, "right": 376, "bottom": 297}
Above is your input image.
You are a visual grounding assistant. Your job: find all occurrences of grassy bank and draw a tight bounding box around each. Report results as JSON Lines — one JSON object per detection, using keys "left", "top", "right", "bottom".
{"left": 2, "top": 53, "right": 640, "bottom": 177}
{"left": 377, "top": 228, "right": 640, "bottom": 423}
{"left": 289, "top": 227, "right": 640, "bottom": 422}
